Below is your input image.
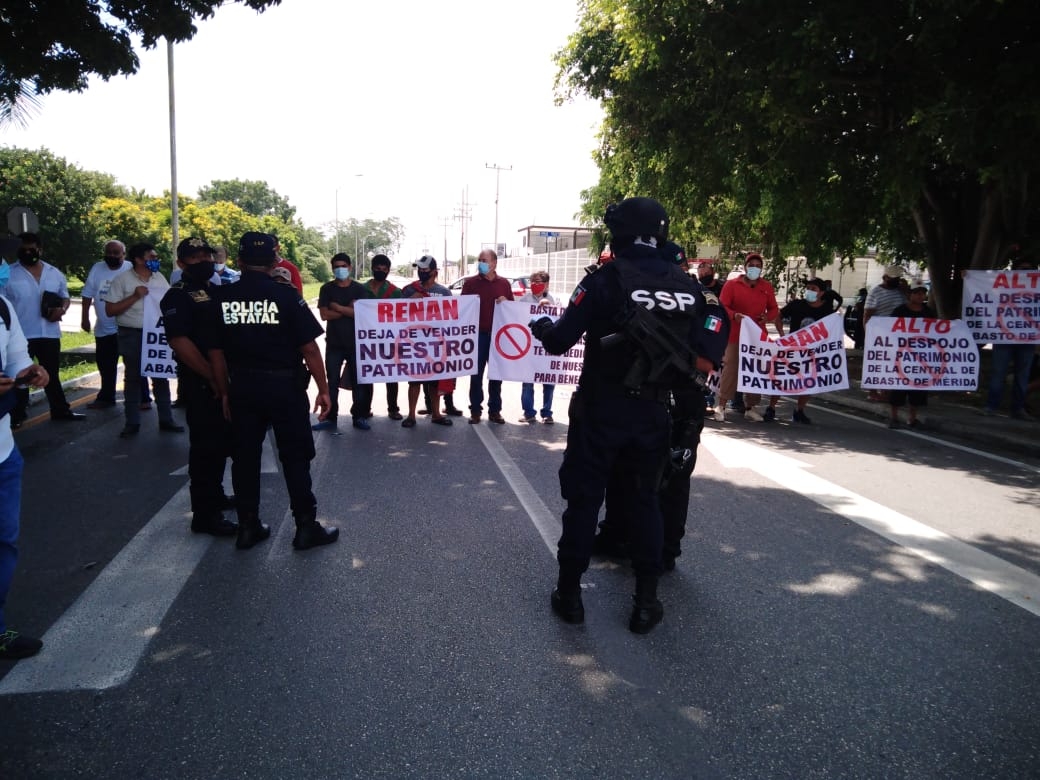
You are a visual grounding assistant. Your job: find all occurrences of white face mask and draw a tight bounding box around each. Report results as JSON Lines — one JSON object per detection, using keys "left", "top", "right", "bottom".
{"left": 804, "top": 289, "right": 818, "bottom": 303}
{"left": 334, "top": 267, "right": 351, "bottom": 281}
{"left": 215, "top": 263, "right": 226, "bottom": 272}
{"left": 746, "top": 266, "right": 762, "bottom": 281}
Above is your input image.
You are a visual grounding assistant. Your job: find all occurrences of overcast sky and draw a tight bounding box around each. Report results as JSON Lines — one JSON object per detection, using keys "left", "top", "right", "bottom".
{"left": 1, "top": 0, "right": 604, "bottom": 261}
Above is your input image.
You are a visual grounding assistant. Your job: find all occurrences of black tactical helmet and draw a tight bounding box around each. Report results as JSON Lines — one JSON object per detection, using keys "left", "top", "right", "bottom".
{"left": 603, "top": 197, "right": 669, "bottom": 242}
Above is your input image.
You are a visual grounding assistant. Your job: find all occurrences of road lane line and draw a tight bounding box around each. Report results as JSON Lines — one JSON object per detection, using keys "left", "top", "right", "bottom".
{"left": 812, "top": 404, "right": 1040, "bottom": 475}
{"left": 0, "top": 485, "right": 212, "bottom": 695}
{"left": 473, "top": 425, "right": 560, "bottom": 554}
{"left": 702, "top": 431, "right": 1040, "bottom": 618}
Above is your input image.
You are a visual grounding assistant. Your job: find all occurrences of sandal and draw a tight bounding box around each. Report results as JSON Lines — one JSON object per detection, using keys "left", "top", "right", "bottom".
{"left": 431, "top": 416, "right": 453, "bottom": 426}
{"left": 401, "top": 417, "right": 416, "bottom": 428}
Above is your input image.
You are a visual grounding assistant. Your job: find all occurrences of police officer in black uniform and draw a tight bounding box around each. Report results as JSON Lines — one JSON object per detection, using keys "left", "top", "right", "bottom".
{"left": 530, "top": 198, "right": 727, "bottom": 633}
{"left": 595, "top": 240, "right": 729, "bottom": 570}
{"left": 209, "top": 232, "right": 339, "bottom": 551}
{"left": 160, "top": 237, "right": 238, "bottom": 537}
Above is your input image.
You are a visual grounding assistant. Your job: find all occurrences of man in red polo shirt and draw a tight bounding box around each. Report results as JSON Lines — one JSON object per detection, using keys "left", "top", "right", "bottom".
{"left": 461, "top": 248, "right": 514, "bottom": 423}
{"left": 716, "top": 253, "right": 784, "bottom": 422}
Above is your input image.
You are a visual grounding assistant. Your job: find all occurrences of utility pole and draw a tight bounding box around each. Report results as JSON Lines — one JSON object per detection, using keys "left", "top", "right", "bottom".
{"left": 454, "top": 188, "right": 472, "bottom": 278}
{"left": 437, "top": 216, "right": 453, "bottom": 279}
{"left": 167, "top": 40, "right": 179, "bottom": 249}
{"left": 485, "top": 163, "right": 512, "bottom": 254}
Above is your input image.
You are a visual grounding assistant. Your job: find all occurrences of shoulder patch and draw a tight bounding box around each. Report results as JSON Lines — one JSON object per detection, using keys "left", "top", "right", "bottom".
{"left": 702, "top": 291, "right": 720, "bottom": 307}
{"left": 704, "top": 314, "right": 724, "bottom": 333}
{"left": 188, "top": 290, "right": 211, "bottom": 303}
{"left": 570, "top": 284, "right": 587, "bottom": 306}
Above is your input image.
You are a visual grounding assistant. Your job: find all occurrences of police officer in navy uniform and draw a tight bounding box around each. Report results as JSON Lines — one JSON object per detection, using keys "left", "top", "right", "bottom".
{"left": 160, "top": 237, "right": 238, "bottom": 537}
{"left": 209, "top": 232, "right": 339, "bottom": 551}
{"left": 530, "top": 198, "right": 727, "bottom": 633}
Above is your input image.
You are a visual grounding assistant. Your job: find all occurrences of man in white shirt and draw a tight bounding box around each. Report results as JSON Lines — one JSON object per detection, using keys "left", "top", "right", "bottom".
{"left": 81, "top": 240, "right": 132, "bottom": 409}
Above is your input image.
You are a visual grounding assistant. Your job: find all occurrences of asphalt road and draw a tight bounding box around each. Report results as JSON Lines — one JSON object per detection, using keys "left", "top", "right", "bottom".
{"left": 2, "top": 380, "right": 1038, "bottom": 779}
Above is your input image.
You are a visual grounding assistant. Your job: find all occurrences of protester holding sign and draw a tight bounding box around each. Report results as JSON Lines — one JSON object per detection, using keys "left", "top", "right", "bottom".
{"left": 517, "top": 270, "right": 558, "bottom": 423}
{"left": 103, "top": 242, "right": 183, "bottom": 439}
{"left": 888, "top": 280, "right": 937, "bottom": 429}
{"left": 767, "top": 278, "right": 832, "bottom": 423}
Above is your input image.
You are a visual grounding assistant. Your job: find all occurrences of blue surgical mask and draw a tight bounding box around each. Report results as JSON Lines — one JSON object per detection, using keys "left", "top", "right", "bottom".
{"left": 146, "top": 259, "right": 161, "bottom": 273}
{"left": 0, "top": 261, "right": 9, "bottom": 288}
{"left": 804, "top": 290, "right": 818, "bottom": 303}
{"left": 746, "top": 266, "right": 762, "bottom": 281}
{"left": 334, "top": 267, "right": 351, "bottom": 281}
{"left": 477, "top": 262, "right": 490, "bottom": 275}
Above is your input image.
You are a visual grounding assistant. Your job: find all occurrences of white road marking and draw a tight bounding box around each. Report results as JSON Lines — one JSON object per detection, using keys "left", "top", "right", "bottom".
{"left": 812, "top": 404, "right": 1040, "bottom": 475}
{"left": 168, "top": 430, "right": 279, "bottom": 477}
{"left": 0, "top": 485, "right": 212, "bottom": 694}
{"left": 701, "top": 431, "right": 1040, "bottom": 618}
{"left": 474, "top": 425, "right": 560, "bottom": 554}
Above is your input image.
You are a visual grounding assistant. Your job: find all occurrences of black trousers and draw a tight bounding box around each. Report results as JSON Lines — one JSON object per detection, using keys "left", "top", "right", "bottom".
{"left": 182, "top": 375, "right": 232, "bottom": 516}
{"left": 14, "top": 337, "right": 70, "bottom": 421}
{"left": 557, "top": 390, "right": 670, "bottom": 579}
{"left": 229, "top": 372, "right": 316, "bottom": 519}
{"left": 94, "top": 333, "right": 120, "bottom": 404}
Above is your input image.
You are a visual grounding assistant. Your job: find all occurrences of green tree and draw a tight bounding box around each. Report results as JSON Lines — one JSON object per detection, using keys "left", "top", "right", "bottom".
{"left": 558, "top": 0, "right": 1040, "bottom": 316}
{"left": 0, "top": 1, "right": 282, "bottom": 103}
{"left": 0, "top": 146, "right": 123, "bottom": 275}
{"left": 196, "top": 179, "right": 296, "bottom": 222}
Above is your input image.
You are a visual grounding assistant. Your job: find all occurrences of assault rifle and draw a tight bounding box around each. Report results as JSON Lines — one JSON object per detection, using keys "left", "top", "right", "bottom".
{"left": 600, "top": 303, "right": 708, "bottom": 394}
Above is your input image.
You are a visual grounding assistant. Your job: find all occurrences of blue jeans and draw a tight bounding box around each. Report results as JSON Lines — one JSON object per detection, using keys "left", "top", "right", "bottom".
{"left": 521, "top": 383, "right": 555, "bottom": 419}
{"left": 0, "top": 445, "right": 25, "bottom": 634}
{"left": 986, "top": 343, "right": 1035, "bottom": 413}
{"left": 469, "top": 331, "right": 502, "bottom": 415}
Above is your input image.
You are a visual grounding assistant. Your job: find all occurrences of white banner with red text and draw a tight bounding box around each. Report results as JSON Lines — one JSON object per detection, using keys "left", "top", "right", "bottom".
{"left": 961, "top": 269, "right": 1040, "bottom": 344}
{"left": 861, "top": 317, "right": 979, "bottom": 390}
{"left": 737, "top": 312, "right": 849, "bottom": 395}
{"left": 353, "top": 296, "right": 479, "bottom": 384}
{"left": 488, "top": 301, "right": 584, "bottom": 385}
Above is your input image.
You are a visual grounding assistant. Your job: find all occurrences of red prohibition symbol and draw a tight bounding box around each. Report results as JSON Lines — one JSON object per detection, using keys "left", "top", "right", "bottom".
{"left": 496, "top": 323, "right": 531, "bottom": 361}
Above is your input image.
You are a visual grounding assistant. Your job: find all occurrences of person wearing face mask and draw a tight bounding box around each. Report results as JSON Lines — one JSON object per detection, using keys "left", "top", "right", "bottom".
{"left": 461, "top": 248, "right": 514, "bottom": 424}
{"left": 313, "top": 253, "right": 374, "bottom": 432}
{"left": 212, "top": 246, "right": 240, "bottom": 285}
{"left": 400, "top": 256, "right": 455, "bottom": 428}
{"left": 518, "top": 270, "right": 558, "bottom": 423}
{"left": 765, "top": 278, "right": 831, "bottom": 423}
{"left": 81, "top": 240, "right": 132, "bottom": 409}
{"left": 695, "top": 260, "right": 726, "bottom": 297}
{"left": 4, "top": 232, "right": 83, "bottom": 426}
{"left": 362, "top": 254, "right": 403, "bottom": 421}
{"left": 715, "top": 252, "right": 784, "bottom": 422}
{"left": 159, "top": 238, "right": 238, "bottom": 536}
{"left": 104, "top": 242, "right": 183, "bottom": 438}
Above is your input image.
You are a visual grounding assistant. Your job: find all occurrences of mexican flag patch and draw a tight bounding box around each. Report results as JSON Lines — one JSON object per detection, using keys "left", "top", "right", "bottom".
{"left": 704, "top": 314, "right": 723, "bottom": 333}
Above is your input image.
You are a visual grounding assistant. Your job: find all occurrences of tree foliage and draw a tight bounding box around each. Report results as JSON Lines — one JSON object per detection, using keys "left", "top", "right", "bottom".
{"left": 0, "top": 0, "right": 282, "bottom": 104}
{"left": 557, "top": 0, "right": 1040, "bottom": 316}
{"left": 197, "top": 179, "right": 296, "bottom": 222}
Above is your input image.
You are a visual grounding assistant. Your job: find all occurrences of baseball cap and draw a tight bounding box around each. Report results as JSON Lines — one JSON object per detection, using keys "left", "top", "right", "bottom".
{"left": 414, "top": 255, "right": 438, "bottom": 271}
{"left": 238, "top": 232, "right": 277, "bottom": 263}
{"left": 177, "top": 237, "right": 215, "bottom": 260}
{"left": 884, "top": 264, "right": 904, "bottom": 278}
{"left": 909, "top": 278, "right": 928, "bottom": 292}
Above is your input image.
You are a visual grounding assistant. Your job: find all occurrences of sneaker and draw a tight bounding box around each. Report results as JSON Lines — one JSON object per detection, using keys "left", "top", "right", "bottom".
{"left": 713, "top": 409, "right": 726, "bottom": 422}
{"left": 0, "top": 629, "right": 42, "bottom": 660}
{"left": 792, "top": 409, "right": 812, "bottom": 424}
{"left": 542, "top": 416, "right": 554, "bottom": 424}
{"left": 352, "top": 418, "right": 371, "bottom": 430}
{"left": 744, "top": 408, "right": 764, "bottom": 422}
{"left": 519, "top": 415, "right": 537, "bottom": 424}
{"left": 311, "top": 419, "right": 338, "bottom": 432}
{"left": 763, "top": 407, "right": 776, "bottom": 422}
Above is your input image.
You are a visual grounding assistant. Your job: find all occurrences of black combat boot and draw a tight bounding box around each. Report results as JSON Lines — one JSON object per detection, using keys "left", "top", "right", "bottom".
{"left": 191, "top": 511, "right": 239, "bottom": 537}
{"left": 292, "top": 514, "right": 339, "bottom": 550}
{"left": 629, "top": 576, "right": 664, "bottom": 634}
{"left": 235, "top": 511, "right": 271, "bottom": 550}
{"left": 551, "top": 568, "right": 584, "bottom": 624}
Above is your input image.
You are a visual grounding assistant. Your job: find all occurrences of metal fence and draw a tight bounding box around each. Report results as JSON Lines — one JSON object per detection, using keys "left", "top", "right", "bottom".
{"left": 497, "top": 248, "right": 598, "bottom": 302}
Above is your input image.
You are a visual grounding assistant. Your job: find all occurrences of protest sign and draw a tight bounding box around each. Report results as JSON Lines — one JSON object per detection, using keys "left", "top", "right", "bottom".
{"left": 488, "top": 301, "right": 584, "bottom": 385}
{"left": 961, "top": 270, "right": 1040, "bottom": 344}
{"left": 353, "top": 296, "right": 479, "bottom": 384}
{"left": 737, "top": 312, "right": 849, "bottom": 395}
{"left": 862, "top": 317, "right": 979, "bottom": 390}
{"left": 140, "top": 294, "right": 177, "bottom": 379}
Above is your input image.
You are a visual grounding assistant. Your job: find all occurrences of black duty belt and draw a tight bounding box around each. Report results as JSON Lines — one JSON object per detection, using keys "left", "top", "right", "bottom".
{"left": 597, "top": 384, "right": 672, "bottom": 403}
{"left": 230, "top": 367, "right": 300, "bottom": 379}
